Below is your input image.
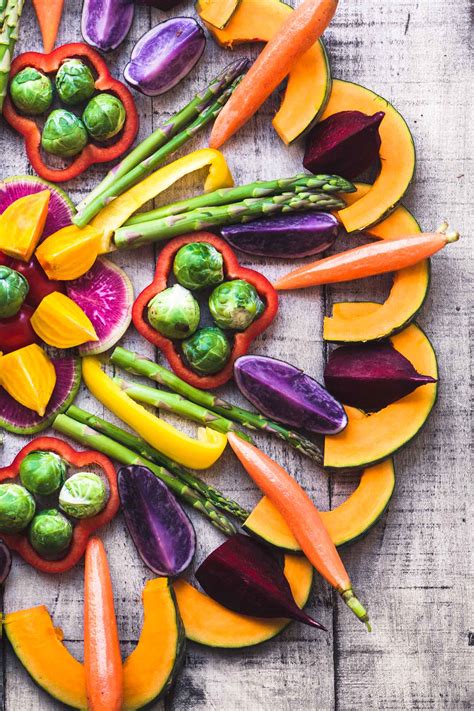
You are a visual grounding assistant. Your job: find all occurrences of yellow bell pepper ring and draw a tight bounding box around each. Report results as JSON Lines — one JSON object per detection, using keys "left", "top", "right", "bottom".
{"left": 82, "top": 356, "right": 227, "bottom": 469}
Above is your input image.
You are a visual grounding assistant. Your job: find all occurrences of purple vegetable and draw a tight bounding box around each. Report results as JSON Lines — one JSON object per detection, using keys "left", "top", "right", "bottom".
{"left": 0, "top": 539, "right": 12, "bottom": 585}
{"left": 81, "top": 0, "right": 135, "bottom": 52}
{"left": 324, "top": 341, "right": 437, "bottom": 412}
{"left": 221, "top": 212, "right": 339, "bottom": 259}
{"left": 135, "top": 0, "right": 183, "bottom": 8}
{"left": 196, "top": 534, "right": 325, "bottom": 630}
{"left": 118, "top": 465, "right": 195, "bottom": 576}
{"left": 304, "top": 110, "right": 385, "bottom": 180}
{"left": 124, "top": 17, "right": 206, "bottom": 97}
{"left": 234, "top": 355, "right": 347, "bottom": 435}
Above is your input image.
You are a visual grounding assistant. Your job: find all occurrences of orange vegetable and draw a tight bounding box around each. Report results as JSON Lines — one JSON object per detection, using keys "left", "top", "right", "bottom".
{"left": 84, "top": 537, "right": 123, "bottom": 711}
{"left": 274, "top": 223, "right": 459, "bottom": 290}
{"left": 227, "top": 432, "right": 370, "bottom": 629}
{"left": 32, "top": 0, "right": 64, "bottom": 53}
{"left": 0, "top": 344, "right": 56, "bottom": 415}
{"left": 31, "top": 292, "right": 98, "bottom": 348}
{"left": 35, "top": 224, "right": 103, "bottom": 281}
{"left": 0, "top": 190, "right": 50, "bottom": 262}
{"left": 209, "top": 0, "right": 338, "bottom": 148}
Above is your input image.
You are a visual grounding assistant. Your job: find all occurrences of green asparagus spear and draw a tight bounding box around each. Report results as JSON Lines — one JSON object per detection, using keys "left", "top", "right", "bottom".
{"left": 114, "top": 191, "right": 346, "bottom": 249}
{"left": 111, "top": 347, "right": 324, "bottom": 465}
{"left": 0, "top": 0, "right": 24, "bottom": 112}
{"left": 53, "top": 414, "right": 236, "bottom": 536}
{"left": 66, "top": 405, "right": 250, "bottom": 522}
{"left": 126, "top": 173, "right": 355, "bottom": 226}
{"left": 74, "top": 58, "right": 249, "bottom": 225}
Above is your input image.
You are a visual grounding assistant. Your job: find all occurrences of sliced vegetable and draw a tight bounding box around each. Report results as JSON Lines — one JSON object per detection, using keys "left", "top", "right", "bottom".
{"left": 0, "top": 484, "right": 35, "bottom": 533}
{"left": 32, "top": 0, "right": 64, "bottom": 53}
{"left": 0, "top": 539, "right": 12, "bottom": 585}
{"left": 197, "top": 0, "right": 239, "bottom": 29}
{"left": 173, "top": 241, "right": 224, "bottom": 290}
{"left": 41, "top": 110, "right": 88, "bottom": 158}
{"left": 0, "top": 190, "right": 50, "bottom": 262}
{"left": 118, "top": 465, "right": 196, "bottom": 576}
{"left": 148, "top": 284, "right": 200, "bottom": 340}
{"left": 124, "top": 18, "right": 206, "bottom": 97}
{"left": 83, "top": 93, "right": 126, "bottom": 141}
{"left": 0, "top": 344, "right": 56, "bottom": 416}
{"left": 81, "top": 0, "right": 135, "bottom": 52}
{"left": 19, "top": 451, "right": 66, "bottom": 496}
{"left": 182, "top": 326, "right": 231, "bottom": 375}
{"left": 35, "top": 224, "right": 104, "bottom": 281}
{"left": 234, "top": 354, "right": 347, "bottom": 435}
{"left": 10, "top": 258, "right": 65, "bottom": 308}
{"left": 31, "top": 292, "right": 98, "bottom": 348}
{"left": 55, "top": 58, "right": 95, "bottom": 105}
{"left": 9, "top": 67, "right": 53, "bottom": 115}
{"left": 0, "top": 266, "right": 29, "bottom": 317}
{"left": 196, "top": 534, "right": 325, "bottom": 629}
{"left": 59, "top": 472, "right": 108, "bottom": 519}
{"left": 28, "top": 509, "right": 73, "bottom": 560}
{"left": 0, "top": 304, "right": 39, "bottom": 354}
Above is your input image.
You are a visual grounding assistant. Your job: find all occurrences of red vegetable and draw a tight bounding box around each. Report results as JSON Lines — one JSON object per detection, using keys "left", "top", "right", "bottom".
{"left": 9, "top": 257, "right": 65, "bottom": 307}
{"left": 3, "top": 43, "right": 139, "bottom": 183}
{"left": 133, "top": 232, "right": 278, "bottom": 389}
{"left": 0, "top": 438, "right": 119, "bottom": 574}
{"left": 0, "top": 304, "right": 40, "bottom": 354}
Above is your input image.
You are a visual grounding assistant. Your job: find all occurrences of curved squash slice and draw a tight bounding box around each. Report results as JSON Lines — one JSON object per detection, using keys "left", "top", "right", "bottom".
{"left": 322, "top": 80, "right": 415, "bottom": 232}
{"left": 196, "top": 0, "right": 240, "bottom": 29}
{"left": 244, "top": 459, "right": 395, "bottom": 551}
{"left": 208, "top": 0, "right": 331, "bottom": 144}
{"left": 325, "top": 184, "right": 430, "bottom": 342}
{"left": 173, "top": 555, "right": 313, "bottom": 648}
{"left": 324, "top": 307, "right": 438, "bottom": 470}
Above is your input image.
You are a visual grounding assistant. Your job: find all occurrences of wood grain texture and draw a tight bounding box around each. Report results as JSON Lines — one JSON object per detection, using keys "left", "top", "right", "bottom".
{"left": 1, "top": 1, "right": 472, "bottom": 709}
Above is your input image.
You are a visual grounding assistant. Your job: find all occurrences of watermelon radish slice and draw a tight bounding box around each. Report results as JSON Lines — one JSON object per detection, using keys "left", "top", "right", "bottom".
{"left": 67, "top": 257, "right": 134, "bottom": 355}
{"left": 0, "top": 175, "right": 74, "bottom": 238}
{"left": 0, "top": 357, "right": 81, "bottom": 434}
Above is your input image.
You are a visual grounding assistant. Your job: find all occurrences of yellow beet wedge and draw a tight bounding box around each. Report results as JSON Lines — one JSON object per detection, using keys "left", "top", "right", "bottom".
{"left": 31, "top": 292, "right": 98, "bottom": 348}
{"left": 35, "top": 224, "right": 103, "bottom": 280}
{"left": 0, "top": 344, "right": 56, "bottom": 416}
{"left": 0, "top": 190, "right": 50, "bottom": 261}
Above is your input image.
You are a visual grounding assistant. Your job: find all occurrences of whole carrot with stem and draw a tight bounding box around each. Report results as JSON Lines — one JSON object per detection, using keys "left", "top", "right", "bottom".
{"left": 274, "top": 222, "right": 459, "bottom": 290}
{"left": 227, "top": 432, "right": 371, "bottom": 630}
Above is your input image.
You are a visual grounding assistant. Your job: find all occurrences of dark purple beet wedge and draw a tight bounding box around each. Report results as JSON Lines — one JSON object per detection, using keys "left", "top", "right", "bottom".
{"left": 0, "top": 539, "right": 12, "bottom": 585}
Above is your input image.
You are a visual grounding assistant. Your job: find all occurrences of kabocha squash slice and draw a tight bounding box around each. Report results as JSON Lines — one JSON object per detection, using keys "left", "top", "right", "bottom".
{"left": 324, "top": 306, "right": 438, "bottom": 470}
{"left": 173, "top": 554, "right": 313, "bottom": 648}
{"left": 325, "top": 184, "right": 430, "bottom": 342}
{"left": 322, "top": 81, "right": 415, "bottom": 232}
{"left": 244, "top": 459, "right": 395, "bottom": 552}
{"left": 196, "top": 0, "right": 241, "bottom": 29}
{"left": 208, "top": 0, "right": 331, "bottom": 144}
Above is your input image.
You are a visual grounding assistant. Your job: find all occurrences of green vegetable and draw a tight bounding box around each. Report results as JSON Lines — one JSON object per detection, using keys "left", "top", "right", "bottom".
{"left": 19, "top": 450, "right": 67, "bottom": 496}
{"left": 0, "top": 0, "right": 25, "bottom": 112}
{"left": 0, "top": 483, "right": 35, "bottom": 532}
{"left": 55, "top": 59, "right": 95, "bottom": 105}
{"left": 209, "top": 279, "right": 264, "bottom": 331}
{"left": 41, "top": 109, "right": 88, "bottom": 158}
{"left": 9, "top": 66, "right": 53, "bottom": 115}
{"left": 28, "top": 509, "right": 72, "bottom": 559}
{"left": 82, "top": 93, "right": 126, "bottom": 141}
{"left": 173, "top": 242, "right": 224, "bottom": 290}
{"left": 147, "top": 284, "right": 200, "bottom": 340}
{"left": 182, "top": 326, "right": 230, "bottom": 375}
{"left": 58, "top": 471, "right": 107, "bottom": 519}
{"left": 0, "top": 265, "right": 29, "bottom": 317}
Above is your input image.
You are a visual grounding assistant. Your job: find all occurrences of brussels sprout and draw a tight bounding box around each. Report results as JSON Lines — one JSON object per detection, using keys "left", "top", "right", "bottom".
{"left": 182, "top": 326, "right": 231, "bottom": 375}
{"left": 209, "top": 279, "right": 264, "bottom": 331}
{"left": 173, "top": 242, "right": 224, "bottom": 290}
{"left": 0, "top": 484, "right": 35, "bottom": 533}
{"left": 59, "top": 471, "right": 107, "bottom": 519}
{"left": 28, "top": 509, "right": 73, "bottom": 559}
{"left": 83, "top": 93, "right": 126, "bottom": 141}
{"left": 0, "top": 266, "right": 29, "bottom": 318}
{"left": 19, "top": 451, "right": 67, "bottom": 496}
{"left": 55, "top": 59, "right": 95, "bottom": 105}
{"left": 10, "top": 67, "right": 53, "bottom": 115}
{"left": 147, "top": 284, "right": 200, "bottom": 340}
{"left": 41, "top": 109, "right": 88, "bottom": 158}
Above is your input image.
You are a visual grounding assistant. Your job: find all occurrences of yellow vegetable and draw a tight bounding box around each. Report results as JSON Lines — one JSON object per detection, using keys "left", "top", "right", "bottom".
{"left": 0, "top": 344, "right": 56, "bottom": 415}
{"left": 82, "top": 356, "right": 227, "bottom": 469}
{"left": 0, "top": 190, "right": 50, "bottom": 261}
{"left": 31, "top": 292, "right": 98, "bottom": 348}
{"left": 35, "top": 225, "right": 103, "bottom": 280}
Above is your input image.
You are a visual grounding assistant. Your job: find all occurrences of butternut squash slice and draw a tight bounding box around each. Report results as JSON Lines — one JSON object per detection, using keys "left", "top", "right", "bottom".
{"left": 244, "top": 459, "right": 395, "bottom": 552}
{"left": 322, "top": 80, "right": 415, "bottom": 233}
{"left": 208, "top": 0, "right": 331, "bottom": 144}
{"left": 325, "top": 184, "right": 430, "bottom": 342}
{"left": 173, "top": 554, "right": 313, "bottom": 648}
{"left": 196, "top": 0, "right": 241, "bottom": 29}
{"left": 324, "top": 307, "right": 438, "bottom": 470}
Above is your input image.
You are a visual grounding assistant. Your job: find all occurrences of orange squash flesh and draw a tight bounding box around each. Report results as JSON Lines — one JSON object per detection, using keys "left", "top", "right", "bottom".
{"left": 196, "top": 0, "right": 240, "bottom": 29}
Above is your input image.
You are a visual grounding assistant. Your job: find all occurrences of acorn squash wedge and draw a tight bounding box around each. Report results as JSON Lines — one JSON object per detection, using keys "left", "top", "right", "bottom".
{"left": 244, "top": 458, "right": 395, "bottom": 552}
{"left": 173, "top": 554, "right": 313, "bottom": 648}
{"left": 196, "top": 0, "right": 240, "bottom": 29}
{"left": 322, "top": 80, "right": 415, "bottom": 232}
{"left": 324, "top": 307, "right": 438, "bottom": 470}
{"left": 208, "top": 0, "right": 331, "bottom": 144}
{"left": 325, "top": 184, "right": 430, "bottom": 342}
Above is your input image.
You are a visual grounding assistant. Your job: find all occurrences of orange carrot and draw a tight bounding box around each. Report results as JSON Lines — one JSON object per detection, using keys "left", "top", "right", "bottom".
{"left": 209, "top": 0, "right": 338, "bottom": 148}
{"left": 32, "top": 0, "right": 64, "bottom": 53}
{"left": 84, "top": 537, "right": 123, "bottom": 711}
{"left": 273, "top": 223, "right": 459, "bottom": 290}
{"left": 227, "top": 433, "right": 370, "bottom": 629}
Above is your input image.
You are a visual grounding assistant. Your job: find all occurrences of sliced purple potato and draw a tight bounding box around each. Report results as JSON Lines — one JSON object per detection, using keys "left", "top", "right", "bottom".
{"left": 81, "top": 0, "right": 135, "bottom": 52}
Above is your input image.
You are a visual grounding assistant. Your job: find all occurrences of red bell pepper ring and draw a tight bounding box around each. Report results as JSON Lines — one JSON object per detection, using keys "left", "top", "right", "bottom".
{"left": 0, "top": 437, "right": 119, "bottom": 574}
{"left": 3, "top": 43, "right": 139, "bottom": 183}
{"left": 132, "top": 232, "right": 279, "bottom": 389}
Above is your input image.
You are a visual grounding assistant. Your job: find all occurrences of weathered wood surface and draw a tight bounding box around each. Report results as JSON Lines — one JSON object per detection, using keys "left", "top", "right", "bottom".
{"left": 1, "top": 0, "right": 472, "bottom": 709}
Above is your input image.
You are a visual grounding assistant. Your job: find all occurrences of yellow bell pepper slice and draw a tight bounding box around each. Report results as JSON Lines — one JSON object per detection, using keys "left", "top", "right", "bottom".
{"left": 82, "top": 356, "right": 227, "bottom": 469}
{"left": 91, "top": 148, "right": 233, "bottom": 254}
{"left": 0, "top": 190, "right": 50, "bottom": 261}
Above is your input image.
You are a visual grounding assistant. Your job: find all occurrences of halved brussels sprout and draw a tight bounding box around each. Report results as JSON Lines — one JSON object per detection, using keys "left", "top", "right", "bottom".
{"left": 182, "top": 326, "right": 231, "bottom": 375}
{"left": 0, "top": 266, "right": 29, "bottom": 318}
{"left": 209, "top": 279, "right": 264, "bottom": 331}
{"left": 173, "top": 242, "right": 224, "bottom": 290}
{"left": 55, "top": 59, "right": 95, "bottom": 105}
{"left": 10, "top": 67, "right": 53, "bottom": 115}
{"left": 0, "top": 483, "right": 35, "bottom": 533}
{"left": 28, "top": 509, "right": 73, "bottom": 559}
{"left": 147, "top": 284, "right": 200, "bottom": 340}
{"left": 83, "top": 93, "right": 126, "bottom": 141}
{"left": 41, "top": 109, "right": 88, "bottom": 158}
{"left": 59, "top": 471, "right": 107, "bottom": 519}
{"left": 19, "top": 450, "right": 67, "bottom": 496}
